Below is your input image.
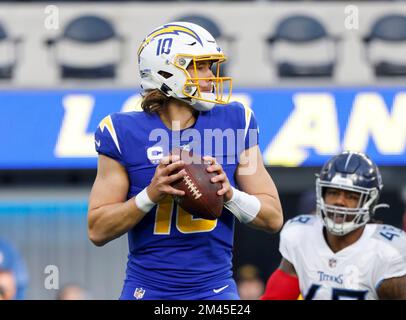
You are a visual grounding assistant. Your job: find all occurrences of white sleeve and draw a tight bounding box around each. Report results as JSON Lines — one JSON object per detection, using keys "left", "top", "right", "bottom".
{"left": 279, "top": 215, "right": 317, "bottom": 267}
{"left": 375, "top": 228, "right": 406, "bottom": 286}
{"left": 380, "top": 249, "right": 406, "bottom": 281}
{"left": 279, "top": 224, "right": 296, "bottom": 266}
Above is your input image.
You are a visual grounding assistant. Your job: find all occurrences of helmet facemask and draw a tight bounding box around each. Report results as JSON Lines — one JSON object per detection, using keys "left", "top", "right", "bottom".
{"left": 316, "top": 177, "right": 380, "bottom": 236}
{"left": 173, "top": 53, "right": 232, "bottom": 111}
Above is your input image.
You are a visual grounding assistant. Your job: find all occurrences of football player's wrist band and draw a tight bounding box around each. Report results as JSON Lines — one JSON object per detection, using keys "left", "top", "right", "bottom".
{"left": 134, "top": 187, "right": 156, "bottom": 213}
{"left": 224, "top": 186, "right": 261, "bottom": 224}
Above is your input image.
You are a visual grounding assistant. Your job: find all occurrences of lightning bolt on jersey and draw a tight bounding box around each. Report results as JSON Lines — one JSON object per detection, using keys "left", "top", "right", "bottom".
{"left": 280, "top": 215, "right": 406, "bottom": 300}
{"left": 94, "top": 101, "right": 258, "bottom": 296}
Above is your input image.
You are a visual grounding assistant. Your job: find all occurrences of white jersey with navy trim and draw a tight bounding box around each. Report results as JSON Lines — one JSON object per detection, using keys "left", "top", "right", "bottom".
{"left": 279, "top": 215, "right": 406, "bottom": 300}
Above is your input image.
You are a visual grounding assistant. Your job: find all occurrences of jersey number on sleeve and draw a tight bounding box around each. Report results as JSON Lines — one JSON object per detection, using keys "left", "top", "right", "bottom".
{"left": 379, "top": 226, "right": 402, "bottom": 241}
{"left": 153, "top": 196, "right": 217, "bottom": 234}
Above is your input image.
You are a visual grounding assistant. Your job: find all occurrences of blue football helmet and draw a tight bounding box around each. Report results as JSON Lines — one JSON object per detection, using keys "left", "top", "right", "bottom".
{"left": 316, "top": 151, "right": 387, "bottom": 236}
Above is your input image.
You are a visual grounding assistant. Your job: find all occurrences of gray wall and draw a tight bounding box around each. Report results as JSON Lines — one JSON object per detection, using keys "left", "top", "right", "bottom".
{"left": 0, "top": 2, "right": 406, "bottom": 88}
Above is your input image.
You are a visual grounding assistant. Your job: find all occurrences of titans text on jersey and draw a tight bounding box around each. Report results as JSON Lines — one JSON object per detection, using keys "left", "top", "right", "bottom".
{"left": 280, "top": 214, "right": 406, "bottom": 300}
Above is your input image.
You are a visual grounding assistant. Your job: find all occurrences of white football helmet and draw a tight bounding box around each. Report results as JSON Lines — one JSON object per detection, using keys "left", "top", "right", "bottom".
{"left": 137, "top": 22, "right": 232, "bottom": 111}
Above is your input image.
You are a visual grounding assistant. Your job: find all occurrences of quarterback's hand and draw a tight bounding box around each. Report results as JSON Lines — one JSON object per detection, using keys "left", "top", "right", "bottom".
{"left": 203, "top": 156, "right": 233, "bottom": 202}
{"left": 147, "top": 155, "right": 187, "bottom": 203}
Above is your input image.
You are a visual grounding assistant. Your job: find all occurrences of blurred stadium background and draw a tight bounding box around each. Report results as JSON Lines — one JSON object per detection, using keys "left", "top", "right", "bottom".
{"left": 0, "top": 0, "right": 406, "bottom": 300}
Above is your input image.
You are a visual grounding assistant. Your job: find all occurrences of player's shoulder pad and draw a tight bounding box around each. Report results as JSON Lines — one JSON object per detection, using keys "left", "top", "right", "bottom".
{"left": 96, "top": 113, "right": 123, "bottom": 153}
{"left": 215, "top": 100, "right": 251, "bottom": 120}
{"left": 227, "top": 101, "right": 258, "bottom": 141}
{"left": 285, "top": 214, "right": 318, "bottom": 228}
{"left": 280, "top": 214, "right": 318, "bottom": 244}
{"left": 96, "top": 110, "right": 145, "bottom": 145}
{"left": 371, "top": 224, "right": 406, "bottom": 255}
{"left": 95, "top": 111, "right": 146, "bottom": 162}
{"left": 229, "top": 100, "right": 254, "bottom": 121}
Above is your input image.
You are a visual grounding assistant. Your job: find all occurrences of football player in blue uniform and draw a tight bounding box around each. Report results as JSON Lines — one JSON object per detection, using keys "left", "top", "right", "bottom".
{"left": 88, "top": 22, "right": 283, "bottom": 300}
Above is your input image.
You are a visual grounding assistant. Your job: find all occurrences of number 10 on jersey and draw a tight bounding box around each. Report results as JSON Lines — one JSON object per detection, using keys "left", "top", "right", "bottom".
{"left": 153, "top": 196, "right": 217, "bottom": 234}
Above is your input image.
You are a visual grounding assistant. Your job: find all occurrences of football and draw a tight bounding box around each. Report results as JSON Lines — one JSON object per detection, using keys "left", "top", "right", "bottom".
{"left": 170, "top": 148, "right": 224, "bottom": 220}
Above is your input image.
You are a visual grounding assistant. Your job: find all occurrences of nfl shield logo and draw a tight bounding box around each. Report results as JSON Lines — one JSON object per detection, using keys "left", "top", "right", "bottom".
{"left": 329, "top": 258, "right": 337, "bottom": 268}
{"left": 133, "top": 287, "right": 145, "bottom": 299}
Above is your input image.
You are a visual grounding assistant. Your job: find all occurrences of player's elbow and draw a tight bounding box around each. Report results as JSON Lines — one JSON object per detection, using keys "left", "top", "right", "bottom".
{"left": 88, "top": 215, "right": 108, "bottom": 247}
{"left": 265, "top": 207, "right": 284, "bottom": 233}
{"left": 257, "top": 194, "right": 284, "bottom": 233}
{"left": 268, "top": 215, "right": 283, "bottom": 233}
{"left": 88, "top": 228, "right": 108, "bottom": 247}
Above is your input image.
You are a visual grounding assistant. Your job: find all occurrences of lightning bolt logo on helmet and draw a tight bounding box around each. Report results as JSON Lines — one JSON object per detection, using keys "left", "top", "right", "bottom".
{"left": 137, "top": 21, "right": 232, "bottom": 112}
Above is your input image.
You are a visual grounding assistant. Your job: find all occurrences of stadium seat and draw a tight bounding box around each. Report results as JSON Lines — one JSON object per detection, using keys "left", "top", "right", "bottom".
{"left": 363, "top": 14, "right": 406, "bottom": 77}
{"left": 0, "top": 21, "right": 21, "bottom": 80}
{"left": 45, "top": 15, "right": 124, "bottom": 79}
{"left": 266, "top": 15, "right": 338, "bottom": 78}
{"left": 171, "top": 14, "right": 235, "bottom": 76}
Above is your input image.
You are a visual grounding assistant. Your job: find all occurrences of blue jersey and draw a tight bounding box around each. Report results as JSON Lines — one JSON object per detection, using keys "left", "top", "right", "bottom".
{"left": 94, "top": 101, "right": 258, "bottom": 299}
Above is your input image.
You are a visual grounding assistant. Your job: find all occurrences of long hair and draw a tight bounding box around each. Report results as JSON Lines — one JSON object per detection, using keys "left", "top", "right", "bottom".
{"left": 141, "top": 89, "right": 199, "bottom": 122}
{"left": 141, "top": 89, "right": 173, "bottom": 114}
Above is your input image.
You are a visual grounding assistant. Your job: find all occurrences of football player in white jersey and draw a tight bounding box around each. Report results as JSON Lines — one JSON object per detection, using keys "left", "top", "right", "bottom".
{"left": 262, "top": 151, "right": 406, "bottom": 300}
